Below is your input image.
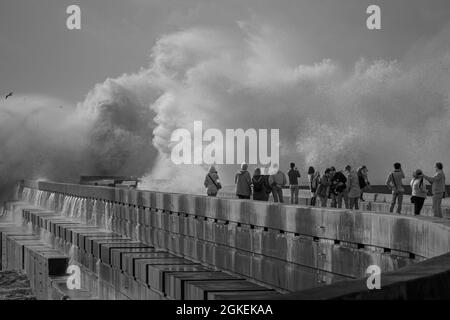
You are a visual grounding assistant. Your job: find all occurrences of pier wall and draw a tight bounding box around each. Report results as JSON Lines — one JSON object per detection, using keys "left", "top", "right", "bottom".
{"left": 16, "top": 180, "right": 450, "bottom": 294}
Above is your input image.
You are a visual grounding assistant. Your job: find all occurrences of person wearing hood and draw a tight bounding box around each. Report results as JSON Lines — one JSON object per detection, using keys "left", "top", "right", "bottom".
{"left": 204, "top": 165, "right": 222, "bottom": 197}
{"left": 252, "top": 168, "right": 270, "bottom": 201}
{"left": 235, "top": 162, "right": 252, "bottom": 199}
{"left": 268, "top": 164, "right": 287, "bottom": 203}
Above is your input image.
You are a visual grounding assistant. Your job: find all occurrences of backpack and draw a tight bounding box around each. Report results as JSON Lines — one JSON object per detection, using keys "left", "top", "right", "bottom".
{"left": 253, "top": 177, "right": 264, "bottom": 192}
{"left": 208, "top": 174, "right": 222, "bottom": 190}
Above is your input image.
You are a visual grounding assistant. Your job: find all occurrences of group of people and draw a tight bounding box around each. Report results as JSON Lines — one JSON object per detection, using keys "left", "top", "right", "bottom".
{"left": 203, "top": 162, "right": 294, "bottom": 203}
{"left": 386, "top": 162, "right": 446, "bottom": 217}
{"left": 307, "top": 165, "right": 370, "bottom": 210}
{"left": 203, "top": 161, "right": 447, "bottom": 218}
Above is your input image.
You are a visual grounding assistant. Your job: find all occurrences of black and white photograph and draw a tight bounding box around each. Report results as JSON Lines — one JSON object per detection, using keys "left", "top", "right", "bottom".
{"left": 1, "top": 0, "right": 450, "bottom": 310}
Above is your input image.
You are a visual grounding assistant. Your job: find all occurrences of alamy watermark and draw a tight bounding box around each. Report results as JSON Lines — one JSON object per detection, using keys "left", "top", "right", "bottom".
{"left": 170, "top": 121, "right": 280, "bottom": 167}
{"left": 366, "top": 265, "right": 381, "bottom": 290}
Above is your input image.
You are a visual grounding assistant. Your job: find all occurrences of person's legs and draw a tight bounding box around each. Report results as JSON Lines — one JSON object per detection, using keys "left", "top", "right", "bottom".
{"left": 336, "top": 192, "right": 343, "bottom": 208}
{"left": 389, "top": 192, "right": 398, "bottom": 213}
{"left": 415, "top": 197, "right": 425, "bottom": 215}
{"left": 294, "top": 186, "right": 299, "bottom": 204}
{"left": 330, "top": 194, "right": 337, "bottom": 208}
{"left": 343, "top": 190, "right": 349, "bottom": 209}
{"left": 397, "top": 193, "right": 403, "bottom": 214}
{"left": 349, "top": 197, "right": 354, "bottom": 210}
{"left": 413, "top": 197, "right": 419, "bottom": 215}
{"left": 272, "top": 188, "right": 280, "bottom": 203}
{"left": 320, "top": 196, "right": 327, "bottom": 207}
{"left": 290, "top": 187, "right": 295, "bottom": 204}
{"left": 277, "top": 187, "right": 284, "bottom": 203}
{"left": 432, "top": 193, "right": 443, "bottom": 218}
{"left": 354, "top": 197, "right": 359, "bottom": 210}
{"left": 310, "top": 196, "right": 316, "bottom": 206}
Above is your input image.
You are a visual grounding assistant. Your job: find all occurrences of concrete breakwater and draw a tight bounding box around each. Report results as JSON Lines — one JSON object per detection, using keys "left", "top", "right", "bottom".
{"left": 1, "top": 180, "right": 450, "bottom": 299}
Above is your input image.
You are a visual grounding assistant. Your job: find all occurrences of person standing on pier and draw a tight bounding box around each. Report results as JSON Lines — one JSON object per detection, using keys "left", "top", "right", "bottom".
{"left": 307, "top": 167, "right": 320, "bottom": 206}
{"left": 386, "top": 162, "right": 405, "bottom": 214}
{"left": 288, "top": 163, "right": 301, "bottom": 204}
{"left": 358, "top": 166, "right": 370, "bottom": 202}
{"left": 331, "top": 168, "right": 348, "bottom": 209}
{"left": 423, "top": 162, "right": 446, "bottom": 218}
{"left": 269, "top": 164, "right": 287, "bottom": 203}
{"left": 317, "top": 168, "right": 332, "bottom": 207}
{"left": 346, "top": 165, "right": 361, "bottom": 210}
{"left": 204, "top": 165, "right": 222, "bottom": 197}
{"left": 329, "top": 167, "right": 337, "bottom": 207}
{"left": 410, "top": 169, "right": 427, "bottom": 216}
{"left": 252, "top": 168, "right": 270, "bottom": 201}
{"left": 235, "top": 163, "right": 252, "bottom": 200}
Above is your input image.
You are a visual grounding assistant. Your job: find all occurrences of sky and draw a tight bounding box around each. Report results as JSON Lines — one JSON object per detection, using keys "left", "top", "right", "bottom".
{"left": 1, "top": 0, "right": 450, "bottom": 104}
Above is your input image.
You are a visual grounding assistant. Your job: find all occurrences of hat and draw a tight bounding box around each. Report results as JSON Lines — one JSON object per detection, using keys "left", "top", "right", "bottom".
{"left": 414, "top": 169, "right": 423, "bottom": 178}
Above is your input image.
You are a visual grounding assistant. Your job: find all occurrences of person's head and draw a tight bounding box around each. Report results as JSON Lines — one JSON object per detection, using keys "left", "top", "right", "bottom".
{"left": 324, "top": 168, "right": 331, "bottom": 176}
{"left": 413, "top": 169, "right": 423, "bottom": 179}
{"left": 436, "top": 162, "right": 443, "bottom": 171}
{"left": 345, "top": 165, "right": 351, "bottom": 173}
{"left": 241, "top": 162, "right": 248, "bottom": 171}
{"left": 209, "top": 165, "right": 217, "bottom": 174}
{"left": 254, "top": 168, "right": 261, "bottom": 176}
{"left": 330, "top": 166, "right": 336, "bottom": 173}
{"left": 290, "top": 162, "right": 295, "bottom": 169}
{"left": 394, "top": 163, "right": 401, "bottom": 170}
{"left": 307, "top": 166, "right": 315, "bottom": 175}
{"left": 272, "top": 163, "right": 279, "bottom": 173}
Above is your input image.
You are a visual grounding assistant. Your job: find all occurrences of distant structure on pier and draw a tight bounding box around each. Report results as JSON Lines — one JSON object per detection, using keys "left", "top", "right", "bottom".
{"left": 79, "top": 176, "right": 140, "bottom": 189}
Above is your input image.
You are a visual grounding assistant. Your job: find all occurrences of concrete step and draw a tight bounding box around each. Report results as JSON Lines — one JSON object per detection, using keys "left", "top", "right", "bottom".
{"left": 14, "top": 207, "right": 281, "bottom": 300}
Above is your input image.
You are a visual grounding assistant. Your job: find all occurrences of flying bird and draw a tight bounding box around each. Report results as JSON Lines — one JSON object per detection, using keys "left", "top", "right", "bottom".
{"left": 5, "top": 92, "right": 13, "bottom": 99}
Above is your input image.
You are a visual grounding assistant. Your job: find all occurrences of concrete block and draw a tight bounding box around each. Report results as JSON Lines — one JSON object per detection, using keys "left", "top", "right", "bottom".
{"left": 185, "top": 280, "right": 269, "bottom": 300}
{"left": 164, "top": 271, "right": 239, "bottom": 300}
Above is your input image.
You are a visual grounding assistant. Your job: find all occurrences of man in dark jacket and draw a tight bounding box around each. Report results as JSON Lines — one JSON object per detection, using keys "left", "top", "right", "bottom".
{"left": 252, "top": 168, "right": 270, "bottom": 201}
{"left": 288, "top": 162, "right": 301, "bottom": 204}
{"left": 331, "top": 168, "right": 348, "bottom": 209}
{"left": 235, "top": 163, "right": 252, "bottom": 199}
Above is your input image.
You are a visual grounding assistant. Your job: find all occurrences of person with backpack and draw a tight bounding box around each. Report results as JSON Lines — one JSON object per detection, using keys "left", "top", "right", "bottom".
{"left": 307, "top": 166, "right": 320, "bottom": 206}
{"left": 204, "top": 165, "right": 222, "bottom": 197}
{"left": 235, "top": 162, "right": 252, "bottom": 199}
{"left": 252, "top": 168, "right": 270, "bottom": 201}
{"left": 288, "top": 162, "right": 301, "bottom": 204}
{"left": 410, "top": 169, "right": 427, "bottom": 216}
{"left": 386, "top": 162, "right": 405, "bottom": 214}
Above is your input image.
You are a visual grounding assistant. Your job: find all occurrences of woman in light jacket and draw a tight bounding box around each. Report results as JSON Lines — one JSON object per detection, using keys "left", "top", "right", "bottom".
{"left": 204, "top": 166, "right": 221, "bottom": 197}
{"left": 410, "top": 169, "right": 427, "bottom": 216}
{"left": 346, "top": 165, "right": 361, "bottom": 210}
